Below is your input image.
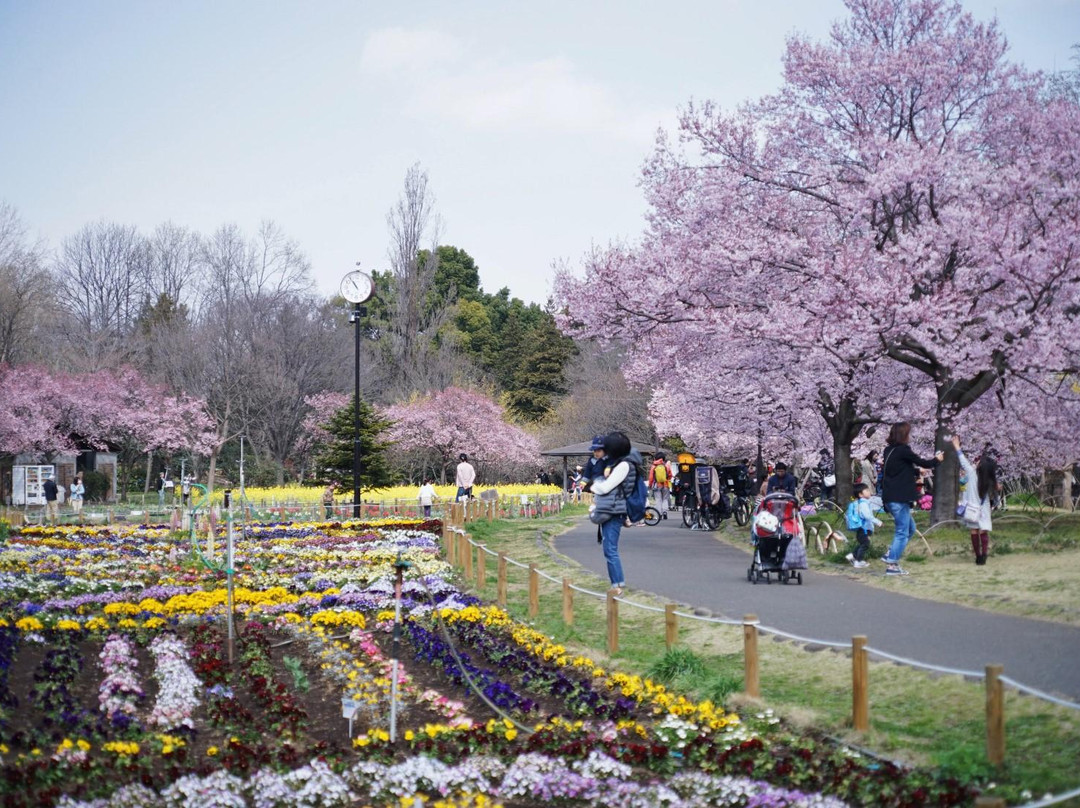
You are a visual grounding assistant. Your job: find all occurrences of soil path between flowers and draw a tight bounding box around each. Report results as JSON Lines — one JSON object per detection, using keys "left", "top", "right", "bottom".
{"left": 554, "top": 515, "right": 1080, "bottom": 701}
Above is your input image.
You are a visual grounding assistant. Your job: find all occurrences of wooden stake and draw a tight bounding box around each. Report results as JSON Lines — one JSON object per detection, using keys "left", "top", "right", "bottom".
{"left": 528, "top": 564, "right": 539, "bottom": 617}
{"left": 986, "top": 664, "right": 1005, "bottom": 767}
{"left": 852, "top": 635, "right": 869, "bottom": 732}
{"left": 665, "top": 604, "right": 678, "bottom": 650}
{"left": 607, "top": 590, "right": 619, "bottom": 654}
{"left": 497, "top": 553, "right": 507, "bottom": 608}
{"left": 743, "top": 614, "right": 759, "bottom": 698}
{"left": 476, "top": 544, "right": 486, "bottom": 588}
{"left": 463, "top": 534, "right": 473, "bottom": 579}
{"left": 562, "top": 578, "right": 573, "bottom": 626}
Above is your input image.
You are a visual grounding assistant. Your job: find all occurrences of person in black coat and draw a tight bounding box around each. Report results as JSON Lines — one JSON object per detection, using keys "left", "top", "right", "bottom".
{"left": 880, "top": 422, "right": 944, "bottom": 574}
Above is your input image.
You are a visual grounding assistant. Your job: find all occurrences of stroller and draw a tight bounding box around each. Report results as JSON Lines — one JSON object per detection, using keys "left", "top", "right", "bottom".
{"left": 747, "top": 493, "right": 807, "bottom": 585}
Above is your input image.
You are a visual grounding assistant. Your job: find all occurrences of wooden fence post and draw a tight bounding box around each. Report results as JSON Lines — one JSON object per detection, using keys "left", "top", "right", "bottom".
{"left": 487, "top": 500, "right": 494, "bottom": 522}
{"left": 562, "top": 578, "right": 573, "bottom": 626}
{"left": 986, "top": 664, "right": 1005, "bottom": 767}
{"left": 497, "top": 553, "right": 507, "bottom": 608}
{"left": 476, "top": 544, "right": 486, "bottom": 588}
{"left": 463, "top": 534, "right": 473, "bottom": 579}
{"left": 607, "top": 590, "right": 619, "bottom": 654}
{"left": 743, "top": 614, "right": 759, "bottom": 698}
{"left": 852, "top": 635, "right": 869, "bottom": 732}
{"left": 528, "top": 565, "right": 539, "bottom": 617}
{"left": 665, "top": 604, "right": 678, "bottom": 650}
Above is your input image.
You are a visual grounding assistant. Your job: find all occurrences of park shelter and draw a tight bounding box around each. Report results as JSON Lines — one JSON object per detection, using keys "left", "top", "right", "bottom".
{"left": 540, "top": 439, "right": 662, "bottom": 490}
{"left": 1, "top": 450, "right": 118, "bottom": 507}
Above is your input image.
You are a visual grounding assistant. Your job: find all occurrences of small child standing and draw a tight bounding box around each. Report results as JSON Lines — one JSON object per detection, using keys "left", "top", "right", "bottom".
{"left": 845, "top": 483, "right": 883, "bottom": 568}
{"left": 418, "top": 479, "right": 436, "bottom": 519}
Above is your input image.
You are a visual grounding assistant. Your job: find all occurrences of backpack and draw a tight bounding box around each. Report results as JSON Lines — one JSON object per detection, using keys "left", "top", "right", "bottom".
{"left": 624, "top": 464, "right": 648, "bottom": 523}
{"left": 653, "top": 462, "right": 668, "bottom": 485}
{"left": 845, "top": 500, "right": 862, "bottom": 531}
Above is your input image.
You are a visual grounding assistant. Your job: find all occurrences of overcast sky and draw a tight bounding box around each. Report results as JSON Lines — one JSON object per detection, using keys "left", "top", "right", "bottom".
{"left": 1, "top": 1, "right": 1077, "bottom": 305}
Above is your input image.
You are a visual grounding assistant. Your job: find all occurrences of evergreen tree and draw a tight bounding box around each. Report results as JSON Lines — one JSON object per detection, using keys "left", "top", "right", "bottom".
{"left": 313, "top": 395, "right": 396, "bottom": 488}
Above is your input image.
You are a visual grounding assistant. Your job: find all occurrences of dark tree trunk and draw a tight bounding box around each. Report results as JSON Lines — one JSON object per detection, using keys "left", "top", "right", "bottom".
{"left": 818, "top": 388, "right": 875, "bottom": 509}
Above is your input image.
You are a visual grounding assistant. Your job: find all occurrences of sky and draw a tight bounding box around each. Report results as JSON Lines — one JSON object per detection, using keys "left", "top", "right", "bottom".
{"left": 1, "top": 1, "right": 1077, "bottom": 306}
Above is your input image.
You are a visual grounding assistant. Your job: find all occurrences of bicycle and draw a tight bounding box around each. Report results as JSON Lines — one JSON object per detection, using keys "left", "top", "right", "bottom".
{"left": 643, "top": 506, "right": 662, "bottom": 526}
{"left": 733, "top": 495, "right": 753, "bottom": 527}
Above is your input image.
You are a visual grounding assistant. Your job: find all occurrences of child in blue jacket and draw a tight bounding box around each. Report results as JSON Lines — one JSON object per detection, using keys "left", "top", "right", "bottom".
{"left": 846, "top": 483, "right": 883, "bottom": 568}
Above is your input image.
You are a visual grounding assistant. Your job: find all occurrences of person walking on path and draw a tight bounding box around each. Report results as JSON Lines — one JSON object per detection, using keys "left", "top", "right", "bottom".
{"left": 589, "top": 431, "right": 639, "bottom": 596}
{"left": 648, "top": 452, "right": 673, "bottom": 519}
{"left": 952, "top": 435, "right": 998, "bottom": 565}
{"left": 845, "top": 483, "right": 882, "bottom": 568}
{"left": 156, "top": 471, "right": 167, "bottom": 507}
{"left": 43, "top": 474, "right": 59, "bottom": 525}
{"left": 418, "top": 478, "right": 436, "bottom": 519}
{"left": 455, "top": 453, "right": 476, "bottom": 502}
{"left": 321, "top": 483, "right": 337, "bottom": 520}
{"left": 881, "top": 422, "right": 943, "bottom": 575}
{"left": 69, "top": 473, "right": 85, "bottom": 520}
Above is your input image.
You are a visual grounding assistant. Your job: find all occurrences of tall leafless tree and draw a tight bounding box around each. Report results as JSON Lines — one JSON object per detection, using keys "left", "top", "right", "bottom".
{"left": 52, "top": 220, "right": 150, "bottom": 370}
{"left": 0, "top": 203, "right": 53, "bottom": 366}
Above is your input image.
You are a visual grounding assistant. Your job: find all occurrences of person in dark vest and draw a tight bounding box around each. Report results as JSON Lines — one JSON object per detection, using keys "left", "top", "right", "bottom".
{"left": 880, "top": 422, "right": 943, "bottom": 576}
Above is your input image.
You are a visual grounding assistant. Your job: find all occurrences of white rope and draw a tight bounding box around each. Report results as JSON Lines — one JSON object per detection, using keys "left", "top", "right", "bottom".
{"left": 505, "top": 557, "right": 529, "bottom": 569}
{"left": 535, "top": 568, "right": 562, "bottom": 584}
{"left": 569, "top": 583, "right": 608, "bottom": 597}
{"left": 673, "top": 610, "right": 744, "bottom": 626}
{"left": 864, "top": 646, "right": 984, "bottom": 679}
{"left": 758, "top": 624, "right": 849, "bottom": 649}
{"left": 1015, "top": 785, "right": 1080, "bottom": 808}
{"left": 999, "top": 676, "right": 1080, "bottom": 711}
{"left": 616, "top": 599, "right": 665, "bottom": 613}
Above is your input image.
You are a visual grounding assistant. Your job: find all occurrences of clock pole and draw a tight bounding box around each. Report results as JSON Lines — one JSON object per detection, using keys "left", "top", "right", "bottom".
{"left": 340, "top": 267, "right": 374, "bottom": 520}
{"left": 352, "top": 298, "right": 362, "bottom": 519}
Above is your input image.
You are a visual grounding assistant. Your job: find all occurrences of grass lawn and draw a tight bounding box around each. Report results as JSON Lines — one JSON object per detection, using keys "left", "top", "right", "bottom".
{"left": 801, "top": 508, "right": 1080, "bottom": 626}
{"left": 456, "top": 505, "right": 1080, "bottom": 806}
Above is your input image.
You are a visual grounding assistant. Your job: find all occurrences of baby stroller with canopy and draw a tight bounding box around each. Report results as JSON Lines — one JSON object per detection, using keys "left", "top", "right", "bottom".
{"left": 747, "top": 493, "right": 807, "bottom": 584}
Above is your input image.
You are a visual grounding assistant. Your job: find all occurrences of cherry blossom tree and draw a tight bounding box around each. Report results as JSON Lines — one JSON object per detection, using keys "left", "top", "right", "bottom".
{"left": 557, "top": 0, "right": 1080, "bottom": 520}
{"left": 385, "top": 387, "right": 539, "bottom": 483}
{"left": 295, "top": 391, "right": 350, "bottom": 483}
{"left": 0, "top": 364, "right": 215, "bottom": 500}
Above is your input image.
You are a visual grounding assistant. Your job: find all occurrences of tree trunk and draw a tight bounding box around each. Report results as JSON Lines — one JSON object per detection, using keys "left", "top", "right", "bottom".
{"left": 275, "top": 463, "right": 285, "bottom": 487}
{"left": 818, "top": 388, "right": 871, "bottom": 508}
{"left": 929, "top": 420, "right": 958, "bottom": 525}
{"left": 144, "top": 452, "right": 153, "bottom": 495}
{"left": 207, "top": 449, "right": 218, "bottom": 498}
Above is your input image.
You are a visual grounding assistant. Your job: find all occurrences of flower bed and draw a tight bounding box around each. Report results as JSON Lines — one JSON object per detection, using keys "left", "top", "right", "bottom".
{"left": 0, "top": 519, "right": 975, "bottom": 807}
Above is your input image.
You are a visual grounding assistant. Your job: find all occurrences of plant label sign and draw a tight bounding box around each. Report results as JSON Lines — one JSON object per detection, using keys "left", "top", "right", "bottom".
{"left": 341, "top": 697, "right": 358, "bottom": 719}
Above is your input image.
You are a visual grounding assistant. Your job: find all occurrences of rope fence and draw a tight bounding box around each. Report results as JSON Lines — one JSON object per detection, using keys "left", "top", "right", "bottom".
{"left": 437, "top": 510, "right": 1080, "bottom": 807}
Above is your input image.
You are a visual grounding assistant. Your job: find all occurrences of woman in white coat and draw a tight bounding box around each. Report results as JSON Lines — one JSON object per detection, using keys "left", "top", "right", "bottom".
{"left": 951, "top": 435, "right": 997, "bottom": 565}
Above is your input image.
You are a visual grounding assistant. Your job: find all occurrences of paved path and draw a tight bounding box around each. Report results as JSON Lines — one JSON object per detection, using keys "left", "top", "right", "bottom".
{"left": 554, "top": 513, "right": 1080, "bottom": 701}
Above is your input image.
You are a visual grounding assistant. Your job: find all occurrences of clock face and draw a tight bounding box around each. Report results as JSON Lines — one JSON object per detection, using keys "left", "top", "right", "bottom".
{"left": 340, "top": 270, "right": 374, "bottom": 303}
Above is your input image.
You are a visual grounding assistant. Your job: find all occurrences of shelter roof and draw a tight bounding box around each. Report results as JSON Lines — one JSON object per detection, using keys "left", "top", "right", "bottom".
{"left": 540, "top": 440, "right": 662, "bottom": 458}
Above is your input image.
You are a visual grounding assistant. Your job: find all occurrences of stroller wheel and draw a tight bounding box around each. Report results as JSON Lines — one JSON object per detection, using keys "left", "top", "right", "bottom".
{"left": 747, "top": 567, "right": 753, "bottom": 582}
{"left": 797, "top": 572, "right": 803, "bottom": 585}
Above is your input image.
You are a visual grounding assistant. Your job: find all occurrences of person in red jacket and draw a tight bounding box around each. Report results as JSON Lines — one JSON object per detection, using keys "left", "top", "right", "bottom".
{"left": 648, "top": 453, "right": 673, "bottom": 520}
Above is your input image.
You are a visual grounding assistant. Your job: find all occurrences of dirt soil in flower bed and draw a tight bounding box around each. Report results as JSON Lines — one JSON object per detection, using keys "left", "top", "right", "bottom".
{"left": 2, "top": 624, "right": 566, "bottom": 761}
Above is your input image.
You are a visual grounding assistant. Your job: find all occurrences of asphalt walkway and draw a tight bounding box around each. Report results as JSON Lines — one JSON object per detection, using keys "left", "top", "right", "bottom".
{"left": 554, "top": 513, "right": 1080, "bottom": 701}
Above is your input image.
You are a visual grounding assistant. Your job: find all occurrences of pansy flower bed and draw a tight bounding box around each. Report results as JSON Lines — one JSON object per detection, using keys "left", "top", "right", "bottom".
{"left": 0, "top": 520, "right": 975, "bottom": 807}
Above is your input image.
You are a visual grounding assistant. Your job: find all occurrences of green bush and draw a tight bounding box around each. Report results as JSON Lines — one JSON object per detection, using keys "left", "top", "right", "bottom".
{"left": 647, "top": 648, "right": 708, "bottom": 683}
{"left": 82, "top": 470, "right": 110, "bottom": 503}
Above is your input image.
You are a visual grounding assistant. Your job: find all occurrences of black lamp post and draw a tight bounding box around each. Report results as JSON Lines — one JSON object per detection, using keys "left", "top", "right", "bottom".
{"left": 340, "top": 268, "right": 375, "bottom": 519}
